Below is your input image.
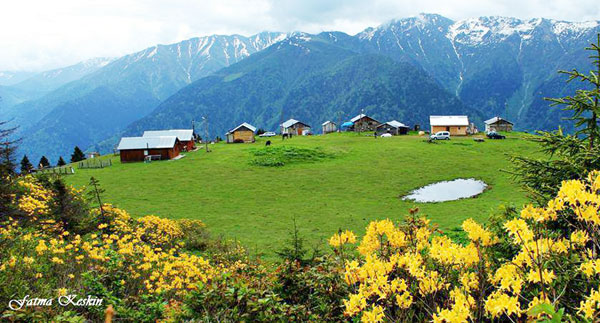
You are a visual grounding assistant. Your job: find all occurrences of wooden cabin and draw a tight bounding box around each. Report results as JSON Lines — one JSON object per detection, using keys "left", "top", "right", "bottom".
{"left": 429, "top": 116, "right": 469, "bottom": 136}
{"left": 117, "top": 136, "right": 180, "bottom": 162}
{"left": 143, "top": 129, "right": 195, "bottom": 151}
{"left": 322, "top": 121, "right": 337, "bottom": 134}
{"left": 86, "top": 152, "right": 100, "bottom": 159}
{"left": 485, "top": 117, "right": 513, "bottom": 132}
{"left": 376, "top": 120, "right": 410, "bottom": 136}
{"left": 350, "top": 114, "right": 381, "bottom": 132}
{"left": 280, "top": 119, "right": 311, "bottom": 135}
{"left": 226, "top": 123, "right": 256, "bottom": 143}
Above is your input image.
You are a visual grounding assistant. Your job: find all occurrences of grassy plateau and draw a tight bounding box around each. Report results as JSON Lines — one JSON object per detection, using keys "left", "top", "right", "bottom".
{"left": 65, "top": 132, "right": 542, "bottom": 259}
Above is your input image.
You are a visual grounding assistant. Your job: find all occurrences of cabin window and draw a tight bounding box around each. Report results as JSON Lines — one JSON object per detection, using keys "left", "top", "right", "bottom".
{"left": 144, "top": 150, "right": 148, "bottom": 155}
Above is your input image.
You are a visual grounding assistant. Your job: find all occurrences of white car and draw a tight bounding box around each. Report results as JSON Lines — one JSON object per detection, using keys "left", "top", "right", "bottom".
{"left": 380, "top": 133, "right": 393, "bottom": 138}
{"left": 430, "top": 131, "right": 450, "bottom": 140}
{"left": 259, "top": 132, "right": 277, "bottom": 137}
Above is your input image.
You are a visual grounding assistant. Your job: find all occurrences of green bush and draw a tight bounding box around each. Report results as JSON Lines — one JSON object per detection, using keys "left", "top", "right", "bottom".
{"left": 249, "top": 146, "right": 335, "bottom": 167}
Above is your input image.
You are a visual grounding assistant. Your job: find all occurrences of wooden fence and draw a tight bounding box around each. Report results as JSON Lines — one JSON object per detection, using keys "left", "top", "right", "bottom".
{"left": 36, "top": 166, "right": 75, "bottom": 175}
{"left": 78, "top": 159, "right": 112, "bottom": 169}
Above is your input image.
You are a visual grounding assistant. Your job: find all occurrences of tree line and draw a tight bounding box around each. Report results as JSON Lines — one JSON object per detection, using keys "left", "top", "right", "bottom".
{"left": 19, "top": 146, "right": 86, "bottom": 174}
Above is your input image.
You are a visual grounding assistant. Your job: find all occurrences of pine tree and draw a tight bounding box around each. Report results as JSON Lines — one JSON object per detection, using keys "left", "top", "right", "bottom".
{"left": 57, "top": 156, "right": 66, "bottom": 166}
{"left": 547, "top": 33, "right": 600, "bottom": 149}
{"left": 38, "top": 156, "right": 50, "bottom": 168}
{"left": 0, "top": 120, "right": 18, "bottom": 177}
{"left": 0, "top": 120, "right": 19, "bottom": 216}
{"left": 511, "top": 34, "right": 600, "bottom": 203}
{"left": 20, "top": 155, "right": 33, "bottom": 174}
{"left": 70, "top": 146, "right": 86, "bottom": 163}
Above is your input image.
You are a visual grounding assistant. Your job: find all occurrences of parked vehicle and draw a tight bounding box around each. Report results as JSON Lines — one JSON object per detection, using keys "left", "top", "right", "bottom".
{"left": 430, "top": 131, "right": 450, "bottom": 140}
{"left": 380, "top": 133, "right": 393, "bottom": 138}
{"left": 259, "top": 132, "right": 277, "bottom": 137}
{"left": 486, "top": 131, "right": 506, "bottom": 139}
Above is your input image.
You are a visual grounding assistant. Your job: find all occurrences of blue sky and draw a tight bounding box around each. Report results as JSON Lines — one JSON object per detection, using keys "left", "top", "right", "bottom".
{"left": 1, "top": 0, "right": 599, "bottom": 71}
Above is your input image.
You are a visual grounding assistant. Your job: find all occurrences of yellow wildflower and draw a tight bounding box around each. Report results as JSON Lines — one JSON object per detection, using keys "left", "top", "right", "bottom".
{"left": 361, "top": 305, "right": 385, "bottom": 323}
{"left": 485, "top": 291, "right": 521, "bottom": 318}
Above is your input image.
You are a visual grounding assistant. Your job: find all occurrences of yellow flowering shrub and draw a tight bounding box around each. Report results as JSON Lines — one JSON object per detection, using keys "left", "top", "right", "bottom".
{"left": 137, "top": 215, "right": 184, "bottom": 246}
{"left": 334, "top": 171, "right": 600, "bottom": 322}
{"left": 15, "top": 176, "right": 53, "bottom": 218}
{"left": 9, "top": 169, "right": 600, "bottom": 321}
{"left": 0, "top": 178, "right": 219, "bottom": 320}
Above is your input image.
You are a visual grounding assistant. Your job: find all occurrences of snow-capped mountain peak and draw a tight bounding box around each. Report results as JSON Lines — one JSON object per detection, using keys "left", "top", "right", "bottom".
{"left": 447, "top": 16, "right": 543, "bottom": 44}
{"left": 446, "top": 16, "right": 599, "bottom": 44}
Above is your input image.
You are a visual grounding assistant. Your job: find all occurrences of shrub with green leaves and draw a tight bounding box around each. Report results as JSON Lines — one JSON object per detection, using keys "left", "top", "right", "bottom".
{"left": 249, "top": 146, "right": 335, "bottom": 167}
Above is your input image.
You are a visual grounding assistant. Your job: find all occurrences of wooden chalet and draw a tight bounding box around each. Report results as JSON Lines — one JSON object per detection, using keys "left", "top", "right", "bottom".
{"left": 86, "top": 152, "right": 100, "bottom": 159}
{"left": 280, "top": 119, "right": 311, "bottom": 135}
{"left": 143, "top": 129, "right": 196, "bottom": 151}
{"left": 350, "top": 114, "right": 381, "bottom": 132}
{"left": 376, "top": 120, "right": 410, "bottom": 136}
{"left": 485, "top": 117, "right": 514, "bottom": 132}
{"left": 117, "top": 136, "right": 180, "bottom": 163}
{"left": 226, "top": 123, "right": 256, "bottom": 143}
{"left": 429, "top": 116, "right": 469, "bottom": 136}
{"left": 322, "top": 121, "right": 337, "bottom": 134}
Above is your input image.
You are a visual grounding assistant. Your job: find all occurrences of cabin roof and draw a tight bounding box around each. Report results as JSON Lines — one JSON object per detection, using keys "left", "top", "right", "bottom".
{"left": 384, "top": 120, "right": 408, "bottom": 128}
{"left": 143, "top": 129, "right": 194, "bottom": 141}
{"left": 322, "top": 120, "right": 335, "bottom": 126}
{"left": 485, "top": 116, "right": 514, "bottom": 125}
{"left": 281, "top": 119, "right": 309, "bottom": 128}
{"left": 228, "top": 122, "right": 257, "bottom": 133}
{"left": 350, "top": 113, "right": 380, "bottom": 123}
{"left": 429, "top": 115, "right": 469, "bottom": 126}
{"left": 117, "top": 136, "right": 178, "bottom": 150}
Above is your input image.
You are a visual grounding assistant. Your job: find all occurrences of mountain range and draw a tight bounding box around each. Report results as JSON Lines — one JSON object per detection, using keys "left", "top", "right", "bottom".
{"left": 1, "top": 14, "right": 599, "bottom": 163}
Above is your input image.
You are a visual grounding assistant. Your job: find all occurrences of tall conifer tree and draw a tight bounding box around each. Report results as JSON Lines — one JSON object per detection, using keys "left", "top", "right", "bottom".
{"left": 71, "top": 146, "right": 86, "bottom": 163}
{"left": 39, "top": 156, "right": 50, "bottom": 168}
{"left": 20, "top": 155, "right": 33, "bottom": 173}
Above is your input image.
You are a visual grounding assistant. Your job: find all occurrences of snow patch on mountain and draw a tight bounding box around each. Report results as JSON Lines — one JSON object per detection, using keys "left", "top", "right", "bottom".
{"left": 446, "top": 16, "right": 599, "bottom": 45}
{"left": 146, "top": 46, "right": 158, "bottom": 58}
{"left": 447, "top": 17, "right": 541, "bottom": 44}
{"left": 553, "top": 20, "right": 599, "bottom": 36}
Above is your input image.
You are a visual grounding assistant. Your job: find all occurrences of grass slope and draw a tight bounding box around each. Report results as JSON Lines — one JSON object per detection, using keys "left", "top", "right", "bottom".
{"left": 66, "top": 133, "right": 541, "bottom": 259}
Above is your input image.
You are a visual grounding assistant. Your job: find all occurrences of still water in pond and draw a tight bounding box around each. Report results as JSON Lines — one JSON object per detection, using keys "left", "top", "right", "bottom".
{"left": 402, "top": 178, "right": 487, "bottom": 203}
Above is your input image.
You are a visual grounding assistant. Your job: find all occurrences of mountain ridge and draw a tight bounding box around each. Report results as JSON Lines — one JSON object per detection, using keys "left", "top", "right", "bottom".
{"left": 8, "top": 14, "right": 600, "bottom": 162}
{"left": 14, "top": 32, "right": 288, "bottom": 161}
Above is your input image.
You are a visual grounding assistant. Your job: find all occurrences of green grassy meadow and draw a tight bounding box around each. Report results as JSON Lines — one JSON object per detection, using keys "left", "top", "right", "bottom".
{"left": 65, "top": 132, "right": 542, "bottom": 259}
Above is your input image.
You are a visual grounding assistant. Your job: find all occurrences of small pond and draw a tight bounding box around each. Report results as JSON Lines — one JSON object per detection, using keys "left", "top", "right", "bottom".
{"left": 402, "top": 178, "right": 488, "bottom": 203}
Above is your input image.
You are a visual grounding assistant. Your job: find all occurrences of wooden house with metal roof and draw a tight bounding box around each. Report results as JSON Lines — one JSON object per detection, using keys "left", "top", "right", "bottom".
{"left": 350, "top": 114, "right": 381, "bottom": 132}
{"left": 376, "top": 120, "right": 410, "bottom": 136}
{"left": 117, "top": 136, "right": 180, "bottom": 162}
{"left": 226, "top": 123, "right": 256, "bottom": 143}
{"left": 484, "top": 116, "right": 514, "bottom": 132}
{"left": 280, "top": 119, "right": 311, "bottom": 135}
{"left": 429, "top": 115, "right": 469, "bottom": 136}
{"left": 143, "top": 129, "right": 195, "bottom": 151}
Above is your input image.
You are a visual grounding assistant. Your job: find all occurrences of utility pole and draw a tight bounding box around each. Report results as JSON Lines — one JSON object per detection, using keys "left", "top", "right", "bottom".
{"left": 202, "top": 116, "right": 210, "bottom": 152}
{"left": 358, "top": 108, "right": 364, "bottom": 135}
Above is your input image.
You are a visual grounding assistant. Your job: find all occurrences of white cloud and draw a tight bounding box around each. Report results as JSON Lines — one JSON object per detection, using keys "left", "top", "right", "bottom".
{"left": 1, "top": 0, "right": 599, "bottom": 71}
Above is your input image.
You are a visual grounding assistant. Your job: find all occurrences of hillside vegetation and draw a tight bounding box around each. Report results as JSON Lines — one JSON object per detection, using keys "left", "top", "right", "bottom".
{"left": 66, "top": 132, "right": 541, "bottom": 259}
